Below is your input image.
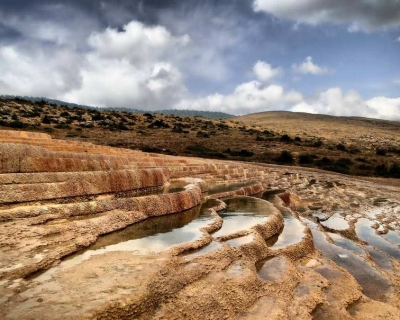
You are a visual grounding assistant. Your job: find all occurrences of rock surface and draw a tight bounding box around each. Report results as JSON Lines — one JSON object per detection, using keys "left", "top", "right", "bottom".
{"left": 0, "top": 130, "right": 400, "bottom": 319}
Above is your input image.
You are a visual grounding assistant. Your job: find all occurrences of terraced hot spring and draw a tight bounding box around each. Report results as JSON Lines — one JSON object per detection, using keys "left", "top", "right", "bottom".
{"left": 207, "top": 181, "right": 258, "bottom": 195}
{"left": 32, "top": 199, "right": 219, "bottom": 282}
{"left": 266, "top": 208, "right": 306, "bottom": 249}
{"left": 304, "top": 219, "right": 393, "bottom": 302}
{"left": 212, "top": 196, "right": 273, "bottom": 238}
{"left": 161, "top": 180, "right": 189, "bottom": 193}
{"left": 261, "top": 189, "right": 286, "bottom": 201}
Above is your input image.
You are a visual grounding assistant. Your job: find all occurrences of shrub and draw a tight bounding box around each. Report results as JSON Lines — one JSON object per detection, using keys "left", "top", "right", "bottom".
{"left": 42, "top": 115, "right": 52, "bottom": 124}
{"left": 280, "top": 134, "right": 292, "bottom": 142}
{"left": 54, "top": 123, "right": 71, "bottom": 129}
{"left": 226, "top": 149, "right": 254, "bottom": 157}
{"left": 276, "top": 150, "right": 294, "bottom": 164}
{"left": 389, "top": 163, "right": 400, "bottom": 178}
{"left": 313, "top": 140, "right": 323, "bottom": 147}
{"left": 196, "top": 130, "right": 210, "bottom": 138}
{"left": 376, "top": 148, "right": 387, "bottom": 156}
{"left": 336, "top": 143, "right": 347, "bottom": 151}
{"left": 299, "top": 153, "right": 314, "bottom": 164}
{"left": 375, "top": 163, "right": 388, "bottom": 176}
{"left": 148, "top": 119, "right": 170, "bottom": 129}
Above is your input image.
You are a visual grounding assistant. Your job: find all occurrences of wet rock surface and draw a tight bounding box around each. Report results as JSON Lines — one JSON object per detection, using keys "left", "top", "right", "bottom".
{"left": 1, "top": 131, "right": 400, "bottom": 319}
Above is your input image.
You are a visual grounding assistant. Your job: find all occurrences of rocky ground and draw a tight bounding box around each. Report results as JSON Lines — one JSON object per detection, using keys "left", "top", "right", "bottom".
{"left": 1, "top": 98, "right": 400, "bottom": 179}
{"left": 0, "top": 130, "right": 399, "bottom": 319}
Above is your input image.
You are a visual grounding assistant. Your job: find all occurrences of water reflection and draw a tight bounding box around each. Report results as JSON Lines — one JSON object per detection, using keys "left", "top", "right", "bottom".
{"left": 355, "top": 219, "right": 400, "bottom": 260}
{"left": 33, "top": 199, "right": 219, "bottom": 282}
{"left": 212, "top": 197, "right": 273, "bottom": 238}
{"left": 207, "top": 181, "right": 258, "bottom": 195}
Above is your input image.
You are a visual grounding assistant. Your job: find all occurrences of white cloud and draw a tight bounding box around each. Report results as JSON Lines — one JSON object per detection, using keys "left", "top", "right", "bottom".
{"left": 291, "top": 87, "right": 400, "bottom": 121}
{"left": 88, "top": 21, "right": 190, "bottom": 64}
{"left": 253, "top": 0, "right": 400, "bottom": 32}
{"left": 292, "top": 56, "right": 329, "bottom": 75}
{"left": 0, "top": 45, "right": 82, "bottom": 97}
{"left": 291, "top": 88, "right": 366, "bottom": 116}
{"left": 175, "top": 81, "right": 303, "bottom": 115}
{"left": 180, "top": 80, "right": 400, "bottom": 120}
{"left": 365, "top": 96, "right": 400, "bottom": 120}
{"left": 61, "top": 21, "right": 189, "bottom": 109}
{"left": 253, "top": 61, "right": 282, "bottom": 82}
{"left": 397, "top": 36, "right": 400, "bottom": 42}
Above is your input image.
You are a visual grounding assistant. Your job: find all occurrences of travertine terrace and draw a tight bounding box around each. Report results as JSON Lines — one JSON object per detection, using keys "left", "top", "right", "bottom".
{"left": 0, "top": 130, "right": 400, "bottom": 319}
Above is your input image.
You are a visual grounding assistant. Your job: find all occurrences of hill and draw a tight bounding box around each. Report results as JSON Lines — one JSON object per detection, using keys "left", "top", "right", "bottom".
{"left": 0, "top": 95, "right": 232, "bottom": 119}
{"left": 0, "top": 98, "right": 399, "bottom": 179}
{"left": 233, "top": 111, "right": 400, "bottom": 143}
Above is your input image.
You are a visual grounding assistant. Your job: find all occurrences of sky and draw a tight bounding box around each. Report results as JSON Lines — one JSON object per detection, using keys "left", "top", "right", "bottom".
{"left": 0, "top": 0, "right": 399, "bottom": 120}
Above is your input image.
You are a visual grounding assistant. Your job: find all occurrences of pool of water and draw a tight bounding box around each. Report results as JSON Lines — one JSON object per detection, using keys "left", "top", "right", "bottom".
{"left": 328, "top": 233, "right": 366, "bottom": 256}
{"left": 207, "top": 181, "right": 258, "bottom": 195}
{"left": 161, "top": 180, "right": 189, "bottom": 193}
{"left": 261, "top": 189, "right": 286, "bottom": 202}
{"left": 382, "top": 230, "right": 400, "bottom": 246}
{"left": 212, "top": 197, "right": 273, "bottom": 238}
{"left": 355, "top": 218, "right": 400, "bottom": 260}
{"left": 32, "top": 199, "right": 220, "bottom": 282}
{"left": 321, "top": 215, "right": 349, "bottom": 231}
{"left": 226, "top": 235, "right": 255, "bottom": 248}
{"left": 183, "top": 241, "right": 223, "bottom": 258}
{"left": 266, "top": 209, "right": 305, "bottom": 249}
{"left": 306, "top": 220, "right": 392, "bottom": 302}
{"left": 256, "top": 256, "right": 286, "bottom": 281}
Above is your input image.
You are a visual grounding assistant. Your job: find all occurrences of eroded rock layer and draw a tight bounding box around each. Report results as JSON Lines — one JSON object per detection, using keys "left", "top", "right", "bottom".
{"left": 0, "top": 130, "right": 399, "bottom": 320}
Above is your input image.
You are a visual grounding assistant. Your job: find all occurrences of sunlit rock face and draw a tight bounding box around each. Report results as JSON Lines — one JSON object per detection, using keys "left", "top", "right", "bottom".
{"left": 0, "top": 130, "right": 399, "bottom": 320}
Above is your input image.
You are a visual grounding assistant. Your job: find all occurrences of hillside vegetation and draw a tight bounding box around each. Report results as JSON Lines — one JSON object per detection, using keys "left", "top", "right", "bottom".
{"left": 1, "top": 97, "right": 400, "bottom": 178}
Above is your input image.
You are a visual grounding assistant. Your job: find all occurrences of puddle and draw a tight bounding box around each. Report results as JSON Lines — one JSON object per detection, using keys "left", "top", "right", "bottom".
{"left": 207, "top": 181, "right": 258, "bottom": 195}
{"left": 314, "top": 265, "right": 343, "bottom": 281}
{"left": 294, "top": 283, "right": 310, "bottom": 297}
{"left": 32, "top": 201, "right": 219, "bottom": 282}
{"left": 382, "top": 230, "right": 400, "bottom": 246}
{"left": 310, "top": 227, "right": 392, "bottom": 302}
{"left": 321, "top": 216, "right": 349, "bottom": 231}
{"left": 355, "top": 219, "right": 400, "bottom": 260}
{"left": 364, "top": 245, "right": 393, "bottom": 271}
{"left": 226, "top": 261, "right": 244, "bottom": 277}
{"left": 183, "top": 241, "right": 222, "bottom": 258}
{"left": 261, "top": 189, "right": 286, "bottom": 201}
{"left": 162, "top": 180, "right": 188, "bottom": 193}
{"left": 226, "top": 235, "right": 255, "bottom": 248}
{"left": 328, "top": 233, "right": 366, "bottom": 256}
{"left": 212, "top": 197, "right": 273, "bottom": 238}
{"left": 267, "top": 212, "right": 305, "bottom": 249}
{"left": 256, "top": 256, "right": 286, "bottom": 281}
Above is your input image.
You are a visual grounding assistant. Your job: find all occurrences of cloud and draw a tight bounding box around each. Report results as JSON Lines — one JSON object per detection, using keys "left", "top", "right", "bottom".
{"left": 175, "top": 80, "right": 303, "bottom": 115}
{"left": 365, "top": 96, "right": 400, "bottom": 120}
{"left": 0, "top": 45, "right": 82, "bottom": 97}
{"left": 87, "top": 21, "right": 190, "bottom": 63}
{"left": 292, "top": 56, "right": 329, "bottom": 75}
{"left": 62, "top": 21, "right": 189, "bottom": 109}
{"left": 253, "top": 0, "right": 400, "bottom": 32}
{"left": 253, "top": 61, "right": 282, "bottom": 82}
{"left": 397, "top": 36, "right": 400, "bottom": 42}
{"left": 291, "top": 87, "right": 400, "bottom": 120}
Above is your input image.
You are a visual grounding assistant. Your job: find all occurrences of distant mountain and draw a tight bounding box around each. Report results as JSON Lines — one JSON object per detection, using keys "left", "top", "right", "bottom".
{"left": 0, "top": 95, "right": 232, "bottom": 119}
